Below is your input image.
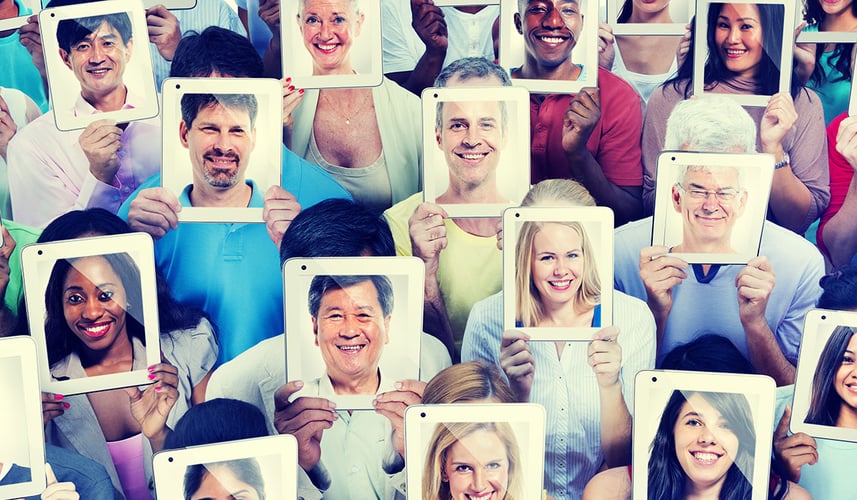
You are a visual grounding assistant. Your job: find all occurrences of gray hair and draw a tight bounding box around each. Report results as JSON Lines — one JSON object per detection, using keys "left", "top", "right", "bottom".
{"left": 664, "top": 95, "right": 757, "bottom": 153}
{"left": 308, "top": 275, "right": 394, "bottom": 318}
{"left": 676, "top": 165, "right": 745, "bottom": 193}
{"left": 434, "top": 58, "right": 511, "bottom": 138}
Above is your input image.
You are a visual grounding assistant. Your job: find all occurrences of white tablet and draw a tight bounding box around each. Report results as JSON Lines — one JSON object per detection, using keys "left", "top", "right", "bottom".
{"left": 792, "top": 309, "right": 857, "bottom": 442}
{"left": 21, "top": 233, "right": 160, "bottom": 395}
{"left": 422, "top": 86, "right": 531, "bottom": 218}
{"left": 633, "top": 370, "right": 776, "bottom": 500}
{"left": 849, "top": 50, "right": 857, "bottom": 117}
{"left": 433, "top": 0, "right": 500, "bottom": 6}
{"left": 143, "top": 0, "right": 197, "bottom": 9}
{"left": 0, "top": 336, "right": 46, "bottom": 499}
{"left": 502, "top": 206, "right": 613, "bottom": 341}
{"left": 607, "top": 0, "right": 693, "bottom": 36}
{"left": 283, "top": 257, "right": 424, "bottom": 410}
{"left": 40, "top": 0, "right": 159, "bottom": 131}
{"left": 652, "top": 151, "right": 774, "bottom": 264}
{"left": 153, "top": 435, "right": 298, "bottom": 499}
{"left": 499, "top": 0, "right": 599, "bottom": 94}
{"left": 693, "top": 0, "right": 795, "bottom": 107}
{"left": 0, "top": 0, "right": 40, "bottom": 32}
{"left": 405, "top": 403, "right": 546, "bottom": 500}
{"left": 281, "top": 0, "right": 383, "bottom": 89}
{"left": 161, "top": 77, "right": 283, "bottom": 223}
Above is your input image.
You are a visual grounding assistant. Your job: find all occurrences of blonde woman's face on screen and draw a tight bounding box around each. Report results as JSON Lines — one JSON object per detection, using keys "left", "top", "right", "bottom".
{"left": 530, "top": 223, "right": 584, "bottom": 311}
{"left": 443, "top": 429, "right": 510, "bottom": 500}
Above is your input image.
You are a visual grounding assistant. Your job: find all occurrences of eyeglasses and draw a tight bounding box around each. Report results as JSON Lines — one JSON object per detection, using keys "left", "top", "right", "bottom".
{"left": 675, "top": 184, "right": 741, "bottom": 202}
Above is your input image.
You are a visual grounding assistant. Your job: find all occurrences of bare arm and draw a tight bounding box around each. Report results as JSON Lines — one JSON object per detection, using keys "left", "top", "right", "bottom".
{"left": 590, "top": 327, "right": 631, "bottom": 466}
{"left": 387, "top": 0, "right": 448, "bottom": 95}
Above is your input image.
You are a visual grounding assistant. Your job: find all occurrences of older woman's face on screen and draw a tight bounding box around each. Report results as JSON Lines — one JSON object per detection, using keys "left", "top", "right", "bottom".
{"left": 713, "top": 3, "right": 764, "bottom": 79}
{"left": 530, "top": 223, "right": 585, "bottom": 309}
{"left": 834, "top": 334, "right": 857, "bottom": 423}
{"left": 62, "top": 256, "right": 129, "bottom": 353}
{"left": 190, "top": 465, "right": 261, "bottom": 500}
{"left": 443, "top": 429, "right": 509, "bottom": 500}
{"left": 299, "top": 0, "right": 364, "bottom": 75}
{"left": 673, "top": 393, "right": 740, "bottom": 493}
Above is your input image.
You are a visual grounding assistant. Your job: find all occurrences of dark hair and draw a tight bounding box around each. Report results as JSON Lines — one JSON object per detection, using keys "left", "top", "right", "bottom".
{"left": 45, "top": 252, "right": 144, "bottom": 366}
{"left": 806, "top": 325, "right": 857, "bottom": 425}
{"left": 803, "top": 0, "right": 855, "bottom": 88}
{"left": 56, "top": 12, "right": 132, "bottom": 54}
{"left": 170, "top": 26, "right": 264, "bottom": 78}
{"left": 617, "top": 0, "right": 633, "bottom": 22}
{"left": 661, "top": 334, "right": 756, "bottom": 374}
{"left": 39, "top": 209, "right": 210, "bottom": 333}
{"left": 648, "top": 390, "right": 755, "bottom": 500}
{"left": 180, "top": 93, "right": 259, "bottom": 129}
{"left": 308, "top": 275, "right": 394, "bottom": 318}
{"left": 183, "top": 458, "right": 265, "bottom": 500}
{"left": 164, "top": 398, "right": 269, "bottom": 450}
{"left": 666, "top": 4, "right": 802, "bottom": 99}
{"left": 818, "top": 266, "right": 857, "bottom": 310}
{"left": 279, "top": 199, "right": 395, "bottom": 263}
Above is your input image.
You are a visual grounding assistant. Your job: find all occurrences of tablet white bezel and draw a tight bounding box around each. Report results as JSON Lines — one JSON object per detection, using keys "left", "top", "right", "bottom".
{"left": 422, "top": 86, "right": 531, "bottom": 218}
{"left": 632, "top": 369, "right": 775, "bottom": 500}
{"left": 153, "top": 435, "right": 298, "bottom": 499}
{"left": 0, "top": 0, "right": 40, "bottom": 32}
{"left": 21, "top": 233, "right": 161, "bottom": 395}
{"left": 502, "top": 206, "right": 613, "bottom": 341}
{"left": 160, "top": 77, "right": 283, "bottom": 223}
{"left": 651, "top": 151, "right": 774, "bottom": 265}
{"left": 404, "top": 403, "right": 546, "bottom": 500}
{"left": 283, "top": 257, "right": 424, "bottom": 410}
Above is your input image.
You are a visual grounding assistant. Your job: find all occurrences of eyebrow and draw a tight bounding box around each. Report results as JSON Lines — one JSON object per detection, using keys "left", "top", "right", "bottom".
{"left": 687, "top": 182, "right": 737, "bottom": 191}
{"left": 320, "top": 304, "right": 377, "bottom": 314}
{"left": 64, "top": 281, "right": 117, "bottom": 291}
{"left": 717, "top": 14, "right": 759, "bottom": 23}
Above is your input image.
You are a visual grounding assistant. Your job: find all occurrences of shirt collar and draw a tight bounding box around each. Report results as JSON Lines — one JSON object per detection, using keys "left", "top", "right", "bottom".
{"left": 179, "top": 179, "right": 262, "bottom": 208}
{"left": 73, "top": 87, "right": 143, "bottom": 117}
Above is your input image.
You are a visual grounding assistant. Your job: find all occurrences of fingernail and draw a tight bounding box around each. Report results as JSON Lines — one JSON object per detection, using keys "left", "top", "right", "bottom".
{"left": 286, "top": 77, "right": 292, "bottom": 83}
{"left": 63, "top": 402, "right": 70, "bottom": 409}
{"left": 55, "top": 394, "right": 63, "bottom": 401}
{"left": 394, "top": 381, "right": 403, "bottom": 390}
{"left": 155, "top": 386, "right": 162, "bottom": 392}
{"left": 289, "top": 85, "right": 295, "bottom": 91}
{"left": 148, "top": 373, "right": 156, "bottom": 380}
{"left": 328, "top": 401, "right": 337, "bottom": 409}
{"left": 294, "top": 380, "right": 304, "bottom": 389}
{"left": 299, "top": 88, "right": 305, "bottom": 94}
{"left": 147, "top": 365, "right": 155, "bottom": 372}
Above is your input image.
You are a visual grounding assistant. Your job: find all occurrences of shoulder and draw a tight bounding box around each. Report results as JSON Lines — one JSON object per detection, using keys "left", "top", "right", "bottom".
{"left": 419, "top": 333, "right": 452, "bottom": 380}
{"left": 464, "top": 293, "right": 503, "bottom": 340}
{"left": 378, "top": 77, "right": 420, "bottom": 105}
{"left": 793, "top": 88, "right": 825, "bottom": 117}
{"left": 207, "top": 334, "right": 285, "bottom": 396}
{"left": 383, "top": 192, "right": 423, "bottom": 224}
{"left": 596, "top": 67, "right": 641, "bottom": 104}
{"left": 760, "top": 221, "right": 824, "bottom": 274}
{"left": 614, "top": 217, "right": 653, "bottom": 245}
{"left": 281, "top": 146, "right": 352, "bottom": 207}
{"left": 2, "top": 219, "right": 41, "bottom": 244}
{"left": 612, "top": 291, "right": 656, "bottom": 341}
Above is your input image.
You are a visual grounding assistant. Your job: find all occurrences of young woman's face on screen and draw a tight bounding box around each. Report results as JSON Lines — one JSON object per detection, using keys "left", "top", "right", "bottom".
{"left": 443, "top": 429, "right": 510, "bottom": 500}
{"left": 819, "top": 0, "right": 854, "bottom": 18}
{"left": 672, "top": 393, "right": 740, "bottom": 494}
{"left": 713, "top": 3, "right": 764, "bottom": 79}
{"left": 62, "top": 256, "right": 129, "bottom": 354}
{"left": 190, "top": 465, "right": 261, "bottom": 500}
{"left": 530, "top": 223, "right": 585, "bottom": 311}
{"left": 834, "top": 334, "right": 857, "bottom": 423}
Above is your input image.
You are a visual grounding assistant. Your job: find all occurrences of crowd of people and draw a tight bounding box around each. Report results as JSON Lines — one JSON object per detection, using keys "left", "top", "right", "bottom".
{"left": 1, "top": 0, "right": 857, "bottom": 498}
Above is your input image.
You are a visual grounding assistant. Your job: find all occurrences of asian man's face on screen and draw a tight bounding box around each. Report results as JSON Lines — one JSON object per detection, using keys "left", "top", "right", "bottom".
{"left": 180, "top": 103, "right": 257, "bottom": 192}
{"left": 311, "top": 280, "right": 391, "bottom": 387}
{"left": 671, "top": 166, "right": 747, "bottom": 251}
{"left": 59, "top": 20, "right": 132, "bottom": 102}
{"left": 443, "top": 429, "right": 510, "bottom": 500}
{"left": 515, "top": 0, "right": 583, "bottom": 69}
{"left": 436, "top": 100, "right": 507, "bottom": 191}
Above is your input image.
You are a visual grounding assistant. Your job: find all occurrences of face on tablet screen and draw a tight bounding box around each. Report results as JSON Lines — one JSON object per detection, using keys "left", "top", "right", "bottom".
{"left": 805, "top": 325, "right": 857, "bottom": 429}
{"left": 297, "top": 0, "right": 365, "bottom": 76}
{"left": 649, "top": 390, "right": 755, "bottom": 498}
{"left": 184, "top": 459, "right": 265, "bottom": 500}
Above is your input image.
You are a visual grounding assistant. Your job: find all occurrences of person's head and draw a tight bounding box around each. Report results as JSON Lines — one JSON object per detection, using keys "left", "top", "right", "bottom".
{"left": 515, "top": 220, "right": 600, "bottom": 327}
{"left": 804, "top": 0, "right": 857, "bottom": 28}
{"left": 806, "top": 325, "right": 857, "bottom": 427}
{"left": 705, "top": 3, "right": 784, "bottom": 87}
{"left": 422, "top": 421, "right": 523, "bottom": 500}
{"left": 297, "top": 0, "right": 364, "bottom": 75}
{"left": 422, "top": 362, "right": 518, "bottom": 404}
{"left": 307, "top": 275, "right": 393, "bottom": 388}
{"left": 184, "top": 459, "right": 265, "bottom": 500}
{"left": 648, "top": 390, "right": 755, "bottom": 499}
{"left": 433, "top": 58, "right": 511, "bottom": 196}
{"left": 617, "top": 0, "right": 672, "bottom": 23}
{"left": 56, "top": 12, "right": 133, "bottom": 104}
{"left": 817, "top": 266, "right": 857, "bottom": 310}
{"left": 661, "top": 334, "right": 756, "bottom": 374}
{"left": 164, "top": 398, "right": 269, "bottom": 450}
{"left": 38, "top": 208, "right": 132, "bottom": 243}
{"left": 279, "top": 199, "right": 395, "bottom": 263}
{"left": 179, "top": 93, "right": 258, "bottom": 193}
{"left": 514, "top": 0, "right": 584, "bottom": 70}
{"left": 520, "top": 178, "right": 596, "bottom": 208}
{"left": 670, "top": 164, "right": 748, "bottom": 252}
{"left": 44, "top": 252, "right": 144, "bottom": 366}
{"left": 663, "top": 95, "right": 757, "bottom": 154}
{"left": 170, "top": 26, "right": 264, "bottom": 78}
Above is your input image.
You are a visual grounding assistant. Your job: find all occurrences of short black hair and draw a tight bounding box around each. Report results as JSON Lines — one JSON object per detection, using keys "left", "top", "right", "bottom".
{"left": 56, "top": 12, "right": 132, "bottom": 54}
{"left": 164, "top": 398, "right": 269, "bottom": 450}
{"left": 171, "top": 26, "right": 264, "bottom": 78}
{"left": 308, "top": 275, "right": 394, "bottom": 318}
{"left": 818, "top": 266, "right": 857, "bottom": 310}
{"left": 180, "top": 93, "right": 259, "bottom": 129}
{"left": 661, "top": 334, "right": 756, "bottom": 374}
{"left": 279, "top": 199, "right": 395, "bottom": 264}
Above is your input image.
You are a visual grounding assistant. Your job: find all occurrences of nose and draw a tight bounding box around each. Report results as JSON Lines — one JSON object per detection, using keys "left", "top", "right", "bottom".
{"left": 89, "top": 43, "right": 106, "bottom": 63}
{"left": 471, "top": 468, "right": 488, "bottom": 491}
{"left": 553, "top": 259, "right": 568, "bottom": 276}
{"left": 463, "top": 126, "right": 482, "bottom": 147}
{"left": 339, "top": 315, "right": 360, "bottom": 337}
{"left": 701, "top": 191, "right": 720, "bottom": 211}
{"left": 213, "top": 132, "right": 234, "bottom": 152}
{"left": 319, "top": 21, "right": 333, "bottom": 40}
{"left": 83, "top": 297, "right": 104, "bottom": 320}
{"left": 728, "top": 26, "right": 741, "bottom": 43}
{"left": 697, "top": 425, "right": 717, "bottom": 445}
{"left": 541, "top": 6, "right": 564, "bottom": 29}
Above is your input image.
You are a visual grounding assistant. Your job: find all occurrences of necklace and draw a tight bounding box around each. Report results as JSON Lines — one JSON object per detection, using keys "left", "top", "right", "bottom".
{"left": 320, "top": 89, "right": 372, "bottom": 125}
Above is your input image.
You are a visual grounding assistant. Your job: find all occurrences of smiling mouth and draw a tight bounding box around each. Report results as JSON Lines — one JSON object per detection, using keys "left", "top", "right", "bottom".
{"left": 314, "top": 43, "right": 339, "bottom": 54}
{"left": 691, "top": 451, "right": 723, "bottom": 465}
{"left": 337, "top": 344, "right": 365, "bottom": 354}
{"left": 724, "top": 48, "right": 747, "bottom": 58}
{"left": 548, "top": 279, "right": 572, "bottom": 290}
{"left": 466, "top": 492, "right": 495, "bottom": 500}
{"left": 537, "top": 34, "right": 570, "bottom": 45}
{"left": 455, "top": 151, "right": 490, "bottom": 162}
{"left": 87, "top": 67, "right": 111, "bottom": 76}
{"left": 204, "top": 155, "right": 238, "bottom": 168}
{"left": 79, "top": 321, "right": 113, "bottom": 339}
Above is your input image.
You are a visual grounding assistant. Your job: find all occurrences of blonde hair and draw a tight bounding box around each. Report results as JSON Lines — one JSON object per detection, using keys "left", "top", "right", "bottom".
{"left": 514, "top": 221, "right": 600, "bottom": 327}
{"left": 422, "top": 421, "right": 523, "bottom": 500}
{"left": 521, "top": 179, "right": 596, "bottom": 208}
{"left": 422, "top": 362, "right": 517, "bottom": 405}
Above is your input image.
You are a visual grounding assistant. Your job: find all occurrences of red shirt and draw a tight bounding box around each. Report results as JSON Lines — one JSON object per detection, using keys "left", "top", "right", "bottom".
{"left": 816, "top": 111, "right": 852, "bottom": 259}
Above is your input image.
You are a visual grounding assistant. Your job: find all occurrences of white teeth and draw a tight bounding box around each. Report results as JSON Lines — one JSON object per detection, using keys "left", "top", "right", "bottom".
{"left": 338, "top": 345, "right": 362, "bottom": 351}
{"left": 539, "top": 36, "right": 566, "bottom": 43}
{"left": 693, "top": 452, "right": 720, "bottom": 464}
{"left": 318, "top": 44, "right": 337, "bottom": 50}
{"left": 549, "top": 280, "right": 571, "bottom": 287}
{"left": 461, "top": 153, "right": 487, "bottom": 160}
{"left": 726, "top": 49, "right": 745, "bottom": 55}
